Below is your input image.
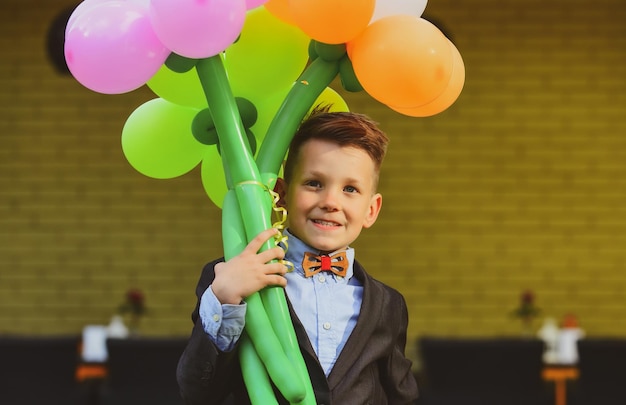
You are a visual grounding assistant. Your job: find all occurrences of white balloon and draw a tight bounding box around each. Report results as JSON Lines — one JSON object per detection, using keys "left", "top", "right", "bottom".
{"left": 370, "top": 0, "right": 428, "bottom": 23}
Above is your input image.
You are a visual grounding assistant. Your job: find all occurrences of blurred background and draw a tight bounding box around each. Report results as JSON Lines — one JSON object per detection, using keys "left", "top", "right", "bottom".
{"left": 2, "top": 0, "right": 626, "bottom": 372}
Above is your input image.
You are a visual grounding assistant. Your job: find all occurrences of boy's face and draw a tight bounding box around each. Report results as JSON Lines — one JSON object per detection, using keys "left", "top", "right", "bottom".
{"left": 283, "top": 138, "right": 382, "bottom": 253}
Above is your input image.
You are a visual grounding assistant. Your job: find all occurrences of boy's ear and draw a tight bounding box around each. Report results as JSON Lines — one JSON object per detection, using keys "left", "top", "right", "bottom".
{"left": 363, "top": 193, "right": 383, "bottom": 229}
{"left": 273, "top": 178, "right": 288, "bottom": 209}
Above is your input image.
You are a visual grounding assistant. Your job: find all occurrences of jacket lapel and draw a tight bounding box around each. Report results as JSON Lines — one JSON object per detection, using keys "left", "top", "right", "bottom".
{"left": 284, "top": 291, "right": 321, "bottom": 367}
{"left": 327, "top": 261, "right": 384, "bottom": 389}
{"left": 283, "top": 261, "right": 384, "bottom": 390}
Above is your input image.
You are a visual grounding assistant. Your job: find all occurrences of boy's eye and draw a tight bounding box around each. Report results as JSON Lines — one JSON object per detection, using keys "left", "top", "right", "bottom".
{"left": 305, "top": 180, "right": 322, "bottom": 188}
{"left": 344, "top": 185, "right": 358, "bottom": 193}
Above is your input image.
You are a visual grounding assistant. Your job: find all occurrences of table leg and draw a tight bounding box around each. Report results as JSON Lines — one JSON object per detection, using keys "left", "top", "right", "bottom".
{"left": 555, "top": 379, "right": 566, "bottom": 405}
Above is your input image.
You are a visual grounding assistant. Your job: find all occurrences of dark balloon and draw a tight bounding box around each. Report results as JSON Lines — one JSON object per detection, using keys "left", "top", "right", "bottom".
{"left": 45, "top": 4, "right": 77, "bottom": 75}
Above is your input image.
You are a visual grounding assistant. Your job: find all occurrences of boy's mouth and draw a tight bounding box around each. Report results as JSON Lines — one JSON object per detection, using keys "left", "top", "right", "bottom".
{"left": 312, "top": 219, "right": 340, "bottom": 227}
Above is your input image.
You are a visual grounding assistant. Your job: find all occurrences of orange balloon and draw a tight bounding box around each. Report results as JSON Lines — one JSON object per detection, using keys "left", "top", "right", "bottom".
{"left": 390, "top": 40, "right": 465, "bottom": 117}
{"left": 264, "top": 0, "right": 296, "bottom": 26}
{"left": 288, "top": 0, "right": 374, "bottom": 44}
{"left": 347, "top": 15, "right": 454, "bottom": 108}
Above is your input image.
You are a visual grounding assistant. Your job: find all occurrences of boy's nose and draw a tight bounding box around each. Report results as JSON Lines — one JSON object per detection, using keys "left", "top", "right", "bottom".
{"left": 319, "top": 190, "right": 340, "bottom": 211}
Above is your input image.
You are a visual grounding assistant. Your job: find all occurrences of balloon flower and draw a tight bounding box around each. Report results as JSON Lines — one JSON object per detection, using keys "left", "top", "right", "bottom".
{"left": 64, "top": 0, "right": 464, "bottom": 403}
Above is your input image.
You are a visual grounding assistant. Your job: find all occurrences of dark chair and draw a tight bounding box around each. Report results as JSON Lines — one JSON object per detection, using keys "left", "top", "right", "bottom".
{"left": 569, "top": 338, "right": 626, "bottom": 405}
{"left": 416, "top": 336, "right": 552, "bottom": 405}
{"left": 100, "top": 337, "right": 188, "bottom": 405}
{"left": 0, "top": 335, "right": 82, "bottom": 405}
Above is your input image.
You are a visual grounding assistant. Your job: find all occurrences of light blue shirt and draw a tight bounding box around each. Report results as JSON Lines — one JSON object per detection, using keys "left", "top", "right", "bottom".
{"left": 199, "top": 229, "right": 363, "bottom": 376}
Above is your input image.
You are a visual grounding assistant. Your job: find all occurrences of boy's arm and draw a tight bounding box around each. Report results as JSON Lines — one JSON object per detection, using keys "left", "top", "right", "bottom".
{"left": 381, "top": 294, "right": 420, "bottom": 404}
{"left": 177, "top": 230, "right": 289, "bottom": 404}
{"left": 177, "top": 259, "right": 244, "bottom": 405}
{"left": 199, "top": 285, "right": 246, "bottom": 352}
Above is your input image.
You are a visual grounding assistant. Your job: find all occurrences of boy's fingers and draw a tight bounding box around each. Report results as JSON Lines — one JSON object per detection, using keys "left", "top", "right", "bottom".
{"left": 270, "top": 275, "right": 287, "bottom": 287}
{"left": 257, "top": 246, "right": 285, "bottom": 264}
{"left": 245, "top": 228, "right": 279, "bottom": 253}
{"left": 266, "top": 262, "right": 288, "bottom": 276}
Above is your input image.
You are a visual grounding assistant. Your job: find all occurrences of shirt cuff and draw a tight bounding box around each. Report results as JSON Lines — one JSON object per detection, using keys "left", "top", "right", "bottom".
{"left": 199, "top": 285, "right": 247, "bottom": 352}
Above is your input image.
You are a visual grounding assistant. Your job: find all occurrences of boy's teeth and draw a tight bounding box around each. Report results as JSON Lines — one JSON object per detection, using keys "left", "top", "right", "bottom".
{"left": 315, "top": 220, "right": 335, "bottom": 226}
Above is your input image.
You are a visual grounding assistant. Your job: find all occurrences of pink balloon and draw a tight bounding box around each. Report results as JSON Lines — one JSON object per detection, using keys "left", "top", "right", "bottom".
{"left": 66, "top": 0, "right": 151, "bottom": 35}
{"left": 66, "top": 0, "right": 113, "bottom": 35}
{"left": 246, "top": 0, "right": 268, "bottom": 9}
{"left": 149, "top": 0, "right": 247, "bottom": 59}
{"left": 65, "top": 1, "right": 170, "bottom": 94}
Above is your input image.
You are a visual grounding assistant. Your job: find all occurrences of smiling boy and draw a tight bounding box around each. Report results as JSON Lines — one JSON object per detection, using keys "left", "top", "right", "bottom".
{"left": 177, "top": 108, "right": 419, "bottom": 404}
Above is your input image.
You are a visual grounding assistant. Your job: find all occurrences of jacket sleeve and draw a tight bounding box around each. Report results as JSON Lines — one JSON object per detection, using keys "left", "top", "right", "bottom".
{"left": 177, "top": 259, "right": 247, "bottom": 405}
{"left": 380, "top": 292, "right": 419, "bottom": 404}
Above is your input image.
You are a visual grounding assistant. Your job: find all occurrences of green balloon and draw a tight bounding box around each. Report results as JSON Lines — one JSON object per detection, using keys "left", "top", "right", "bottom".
{"left": 196, "top": 55, "right": 316, "bottom": 404}
{"left": 236, "top": 97, "right": 258, "bottom": 128}
{"left": 224, "top": 7, "right": 309, "bottom": 104}
{"left": 245, "top": 129, "right": 257, "bottom": 156}
{"left": 121, "top": 98, "right": 206, "bottom": 179}
{"left": 308, "top": 40, "right": 318, "bottom": 61}
{"left": 200, "top": 146, "right": 228, "bottom": 209}
{"left": 192, "top": 108, "right": 218, "bottom": 145}
{"left": 216, "top": 129, "right": 257, "bottom": 157}
{"left": 314, "top": 41, "right": 347, "bottom": 62}
{"left": 312, "top": 87, "right": 350, "bottom": 113}
{"left": 339, "top": 56, "right": 363, "bottom": 92}
{"left": 147, "top": 64, "right": 207, "bottom": 108}
{"left": 165, "top": 52, "right": 198, "bottom": 73}
{"left": 244, "top": 85, "right": 291, "bottom": 145}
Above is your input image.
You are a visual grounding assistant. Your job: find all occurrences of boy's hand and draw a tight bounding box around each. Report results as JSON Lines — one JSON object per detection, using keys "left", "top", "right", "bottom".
{"left": 212, "top": 228, "right": 288, "bottom": 305}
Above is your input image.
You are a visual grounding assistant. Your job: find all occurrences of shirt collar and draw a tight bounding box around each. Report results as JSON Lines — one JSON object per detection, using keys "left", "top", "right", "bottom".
{"left": 283, "top": 228, "right": 355, "bottom": 280}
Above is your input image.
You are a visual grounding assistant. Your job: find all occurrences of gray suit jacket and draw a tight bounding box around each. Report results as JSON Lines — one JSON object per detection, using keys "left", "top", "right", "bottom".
{"left": 177, "top": 258, "right": 418, "bottom": 405}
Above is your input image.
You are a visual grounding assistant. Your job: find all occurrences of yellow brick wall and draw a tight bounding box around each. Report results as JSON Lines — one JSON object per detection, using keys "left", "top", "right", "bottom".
{"left": 2, "top": 0, "right": 626, "bottom": 368}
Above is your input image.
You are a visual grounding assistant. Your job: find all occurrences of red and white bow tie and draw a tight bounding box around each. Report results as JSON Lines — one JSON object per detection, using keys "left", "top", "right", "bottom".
{"left": 302, "top": 251, "right": 349, "bottom": 278}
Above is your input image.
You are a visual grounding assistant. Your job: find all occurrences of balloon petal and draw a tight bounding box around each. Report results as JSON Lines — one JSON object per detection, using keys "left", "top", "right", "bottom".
{"left": 311, "top": 87, "right": 350, "bottom": 113}
{"left": 224, "top": 7, "right": 309, "bottom": 101}
{"left": 121, "top": 98, "right": 206, "bottom": 178}
{"left": 147, "top": 64, "right": 207, "bottom": 108}
{"left": 149, "top": 0, "right": 247, "bottom": 58}
{"left": 246, "top": 0, "right": 268, "bottom": 10}
{"left": 201, "top": 147, "right": 228, "bottom": 208}
{"left": 288, "top": 0, "right": 375, "bottom": 44}
{"left": 65, "top": 1, "right": 169, "bottom": 94}
{"left": 389, "top": 40, "right": 465, "bottom": 117}
{"left": 264, "top": 0, "right": 296, "bottom": 25}
{"left": 348, "top": 15, "right": 454, "bottom": 108}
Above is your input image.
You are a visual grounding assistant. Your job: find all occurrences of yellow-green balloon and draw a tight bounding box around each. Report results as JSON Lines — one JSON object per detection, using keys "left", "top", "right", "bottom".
{"left": 311, "top": 87, "right": 350, "bottom": 113}
{"left": 147, "top": 64, "right": 208, "bottom": 108}
{"left": 121, "top": 98, "right": 206, "bottom": 179}
{"left": 224, "top": 7, "right": 309, "bottom": 104}
{"left": 201, "top": 146, "right": 228, "bottom": 208}
{"left": 250, "top": 89, "right": 290, "bottom": 145}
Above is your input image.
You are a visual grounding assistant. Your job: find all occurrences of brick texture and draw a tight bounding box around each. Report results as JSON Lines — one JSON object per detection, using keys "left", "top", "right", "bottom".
{"left": 2, "top": 0, "right": 626, "bottom": 368}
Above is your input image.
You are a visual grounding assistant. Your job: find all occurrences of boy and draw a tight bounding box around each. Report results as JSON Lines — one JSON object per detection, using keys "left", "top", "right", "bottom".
{"left": 177, "top": 109, "right": 418, "bottom": 404}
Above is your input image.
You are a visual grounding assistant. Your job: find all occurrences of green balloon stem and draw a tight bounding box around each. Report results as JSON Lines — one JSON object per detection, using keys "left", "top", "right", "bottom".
{"left": 240, "top": 333, "right": 280, "bottom": 405}
{"left": 195, "top": 57, "right": 272, "bottom": 240}
{"left": 256, "top": 57, "right": 341, "bottom": 179}
{"left": 253, "top": 57, "right": 341, "bottom": 405}
{"left": 260, "top": 287, "right": 316, "bottom": 405}
{"left": 195, "top": 55, "right": 314, "bottom": 404}
{"left": 195, "top": 58, "right": 257, "bottom": 185}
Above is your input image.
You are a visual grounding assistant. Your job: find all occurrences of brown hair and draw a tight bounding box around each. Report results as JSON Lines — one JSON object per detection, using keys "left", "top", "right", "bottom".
{"left": 283, "top": 106, "right": 389, "bottom": 188}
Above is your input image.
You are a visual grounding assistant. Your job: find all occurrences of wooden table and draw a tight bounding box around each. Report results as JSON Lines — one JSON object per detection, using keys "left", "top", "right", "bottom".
{"left": 542, "top": 366, "right": 579, "bottom": 405}
{"left": 76, "top": 363, "right": 108, "bottom": 381}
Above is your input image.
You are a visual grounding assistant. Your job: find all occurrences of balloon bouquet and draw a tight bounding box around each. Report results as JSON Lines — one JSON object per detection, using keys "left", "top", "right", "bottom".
{"left": 64, "top": 0, "right": 464, "bottom": 403}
